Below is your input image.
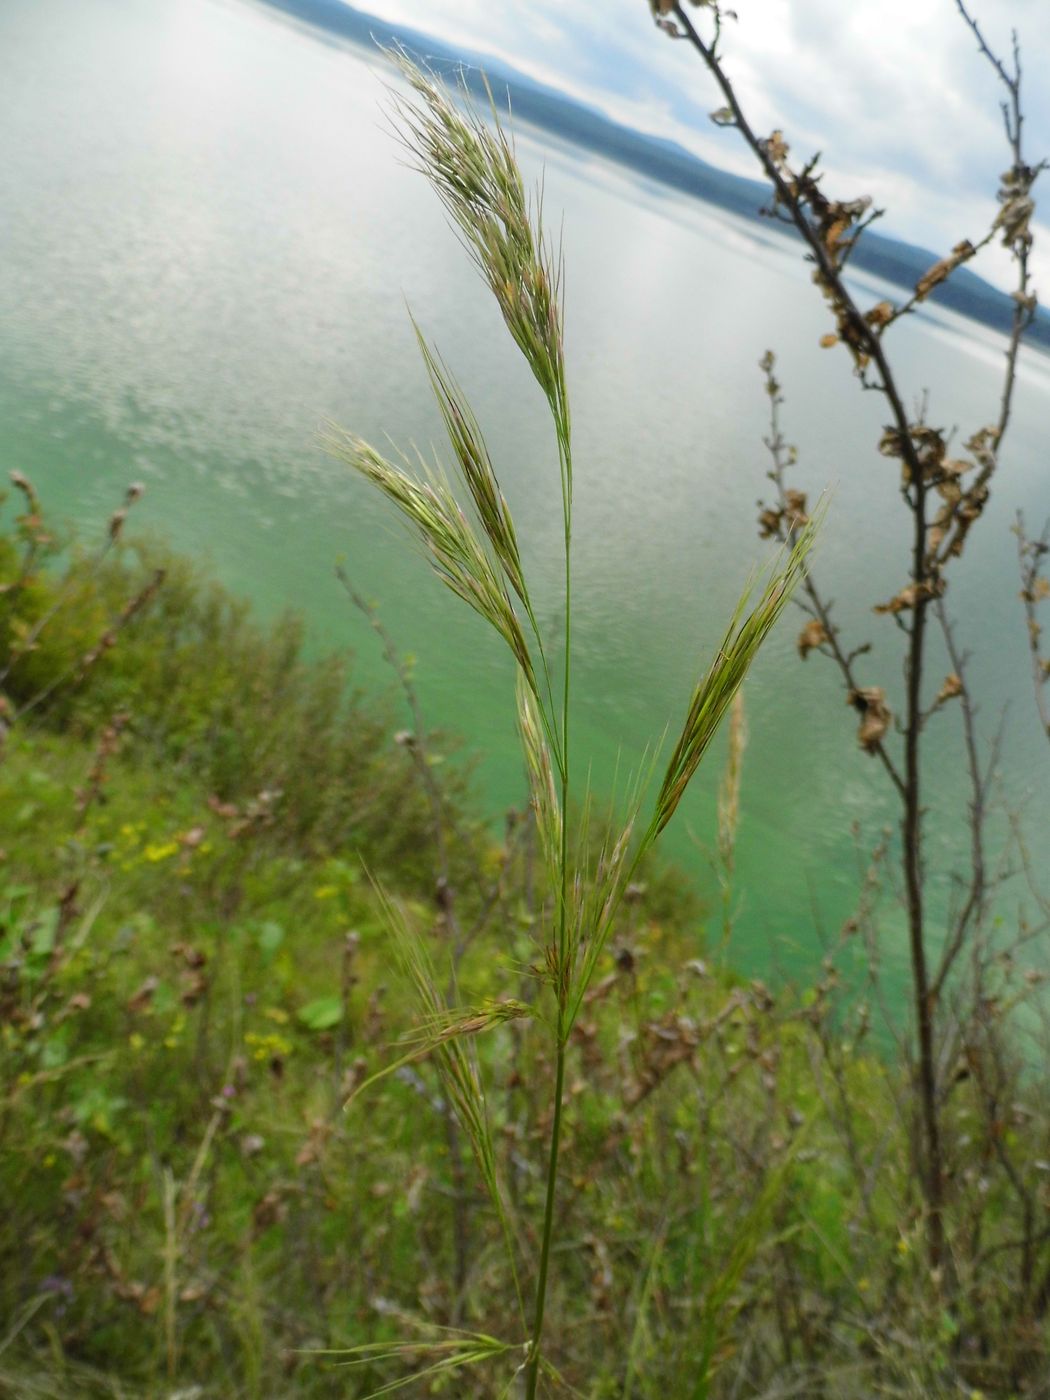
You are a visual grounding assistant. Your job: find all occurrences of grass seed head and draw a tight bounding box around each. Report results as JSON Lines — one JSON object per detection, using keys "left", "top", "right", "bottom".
{"left": 390, "top": 57, "right": 569, "bottom": 445}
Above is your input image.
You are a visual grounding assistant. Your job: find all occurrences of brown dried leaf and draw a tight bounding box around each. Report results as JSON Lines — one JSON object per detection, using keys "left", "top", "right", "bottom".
{"left": 171, "top": 942, "right": 207, "bottom": 969}
{"left": 784, "top": 489, "right": 808, "bottom": 524}
{"left": 914, "top": 240, "right": 975, "bottom": 302}
{"left": 127, "top": 976, "right": 158, "bottom": 1014}
{"left": 797, "top": 618, "right": 829, "bottom": 660}
{"left": 824, "top": 218, "right": 850, "bottom": 252}
{"left": 874, "top": 585, "right": 920, "bottom": 615}
{"left": 873, "top": 578, "right": 945, "bottom": 615}
{"left": 137, "top": 1286, "right": 162, "bottom": 1317}
{"left": 253, "top": 1189, "right": 286, "bottom": 1230}
{"left": 179, "top": 970, "right": 208, "bottom": 1006}
{"left": 865, "top": 300, "right": 894, "bottom": 329}
{"left": 936, "top": 673, "right": 963, "bottom": 705}
{"left": 997, "top": 194, "right": 1034, "bottom": 246}
{"left": 765, "top": 129, "right": 789, "bottom": 165}
{"left": 848, "top": 686, "right": 891, "bottom": 753}
{"left": 878, "top": 428, "right": 905, "bottom": 459}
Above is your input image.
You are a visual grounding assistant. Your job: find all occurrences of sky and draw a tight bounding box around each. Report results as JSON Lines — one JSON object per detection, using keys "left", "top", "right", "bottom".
{"left": 353, "top": 0, "right": 1050, "bottom": 296}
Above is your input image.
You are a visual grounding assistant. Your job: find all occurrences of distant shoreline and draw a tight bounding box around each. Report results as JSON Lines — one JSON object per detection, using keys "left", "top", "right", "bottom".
{"left": 249, "top": 0, "right": 1050, "bottom": 355}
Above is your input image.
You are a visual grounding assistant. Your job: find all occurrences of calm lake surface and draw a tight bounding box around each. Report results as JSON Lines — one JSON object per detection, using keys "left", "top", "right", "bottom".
{"left": 2, "top": 0, "right": 1048, "bottom": 992}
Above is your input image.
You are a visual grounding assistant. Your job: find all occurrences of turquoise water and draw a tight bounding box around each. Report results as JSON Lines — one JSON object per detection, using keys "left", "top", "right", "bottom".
{"left": 2, "top": 0, "right": 1048, "bottom": 991}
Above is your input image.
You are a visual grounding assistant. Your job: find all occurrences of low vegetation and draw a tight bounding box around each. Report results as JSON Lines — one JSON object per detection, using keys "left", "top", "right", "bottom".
{"left": 0, "top": 472, "right": 1048, "bottom": 1400}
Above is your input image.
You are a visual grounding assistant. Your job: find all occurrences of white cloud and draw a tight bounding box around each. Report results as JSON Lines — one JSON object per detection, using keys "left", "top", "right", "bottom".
{"left": 356, "top": 0, "right": 1050, "bottom": 294}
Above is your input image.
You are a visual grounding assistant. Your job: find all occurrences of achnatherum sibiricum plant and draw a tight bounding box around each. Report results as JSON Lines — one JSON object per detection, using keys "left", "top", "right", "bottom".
{"left": 323, "top": 55, "right": 820, "bottom": 1397}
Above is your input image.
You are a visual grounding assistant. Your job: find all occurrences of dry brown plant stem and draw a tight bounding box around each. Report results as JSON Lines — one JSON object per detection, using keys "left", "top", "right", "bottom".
{"left": 1016, "top": 512, "right": 1050, "bottom": 738}
{"left": 667, "top": 0, "right": 947, "bottom": 1256}
{"left": 660, "top": 0, "right": 1044, "bottom": 1273}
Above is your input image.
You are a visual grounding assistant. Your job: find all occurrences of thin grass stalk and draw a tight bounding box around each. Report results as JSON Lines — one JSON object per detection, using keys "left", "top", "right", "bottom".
{"left": 716, "top": 690, "right": 747, "bottom": 958}
{"left": 524, "top": 396, "right": 574, "bottom": 1400}
{"left": 161, "top": 1167, "right": 178, "bottom": 1383}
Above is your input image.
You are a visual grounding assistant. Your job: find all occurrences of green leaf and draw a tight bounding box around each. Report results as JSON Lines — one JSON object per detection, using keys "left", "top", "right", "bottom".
{"left": 257, "top": 921, "right": 285, "bottom": 959}
{"left": 29, "top": 909, "right": 59, "bottom": 959}
{"left": 40, "top": 1036, "right": 69, "bottom": 1071}
{"left": 297, "top": 996, "right": 343, "bottom": 1031}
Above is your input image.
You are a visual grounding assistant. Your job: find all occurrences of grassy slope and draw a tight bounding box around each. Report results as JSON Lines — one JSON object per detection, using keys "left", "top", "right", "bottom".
{"left": 1, "top": 508, "right": 1046, "bottom": 1398}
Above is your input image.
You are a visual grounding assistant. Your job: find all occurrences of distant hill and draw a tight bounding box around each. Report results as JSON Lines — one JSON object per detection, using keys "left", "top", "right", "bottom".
{"left": 251, "top": 0, "right": 1050, "bottom": 353}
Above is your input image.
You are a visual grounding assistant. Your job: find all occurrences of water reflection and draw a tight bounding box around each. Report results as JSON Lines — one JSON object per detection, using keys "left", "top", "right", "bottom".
{"left": 1, "top": 0, "right": 1047, "bottom": 989}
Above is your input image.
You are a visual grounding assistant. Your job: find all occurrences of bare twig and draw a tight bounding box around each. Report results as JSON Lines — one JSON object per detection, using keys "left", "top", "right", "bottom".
{"left": 659, "top": 0, "right": 1045, "bottom": 1272}
{"left": 1015, "top": 512, "right": 1050, "bottom": 739}
{"left": 757, "top": 353, "right": 904, "bottom": 798}
{"left": 930, "top": 603, "right": 989, "bottom": 999}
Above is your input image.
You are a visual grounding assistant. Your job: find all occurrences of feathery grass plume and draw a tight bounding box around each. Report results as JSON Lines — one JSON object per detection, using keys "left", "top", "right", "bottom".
{"left": 650, "top": 509, "right": 822, "bottom": 840}
{"left": 314, "top": 1330, "right": 519, "bottom": 1397}
{"left": 565, "top": 793, "right": 642, "bottom": 1027}
{"left": 355, "top": 882, "right": 498, "bottom": 1187}
{"left": 412, "top": 326, "right": 563, "bottom": 757}
{"left": 390, "top": 56, "right": 570, "bottom": 484}
{"left": 323, "top": 427, "right": 538, "bottom": 697}
{"left": 346, "top": 997, "right": 534, "bottom": 1106}
{"left": 554, "top": 745, "right": 660, "bottom": 1026}
{"left": 515, "top": 666, "right": 562, "bottom": 893}
{"left": 350, "top": 881, "right": 526, "bottom": 1322}
{"left": 413, "top": 325, "right": 528, "bottom": 607}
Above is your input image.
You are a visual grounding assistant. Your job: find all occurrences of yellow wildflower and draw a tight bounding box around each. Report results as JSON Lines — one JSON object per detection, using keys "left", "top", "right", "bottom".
{"left": 144, "top": 840, "right": 179, "bottom": 863}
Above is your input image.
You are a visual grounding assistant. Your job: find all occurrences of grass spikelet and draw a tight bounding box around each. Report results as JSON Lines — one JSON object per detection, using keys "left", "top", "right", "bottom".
{"left": 413, "top": 325, "right": 528, "bottom": 607}
{"left": 355, "top": 881, "right": 525, "bottom": 1320}
{"left": 389, "top": 56, "right": 570, "bottom": 462}
{"left": 323, "top": 427, "right": 538, "bottom": 696}
{"left": 650, "top": 508, "right": 822, "bottom": 839}
{"left": 566, "top": 799, "right": 639, "bottom": 1025}
{"left": 516, "top": 666, "right": 562, "bottom": 889}
{"left": 315, "top": 1328, "right": 518, "bottom": 1397}
{"left": 357, "top": 883, "right": 494, "bottom": 1164}
{"left": 345, "top": 997, "right": 534, "bottom": 1106}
